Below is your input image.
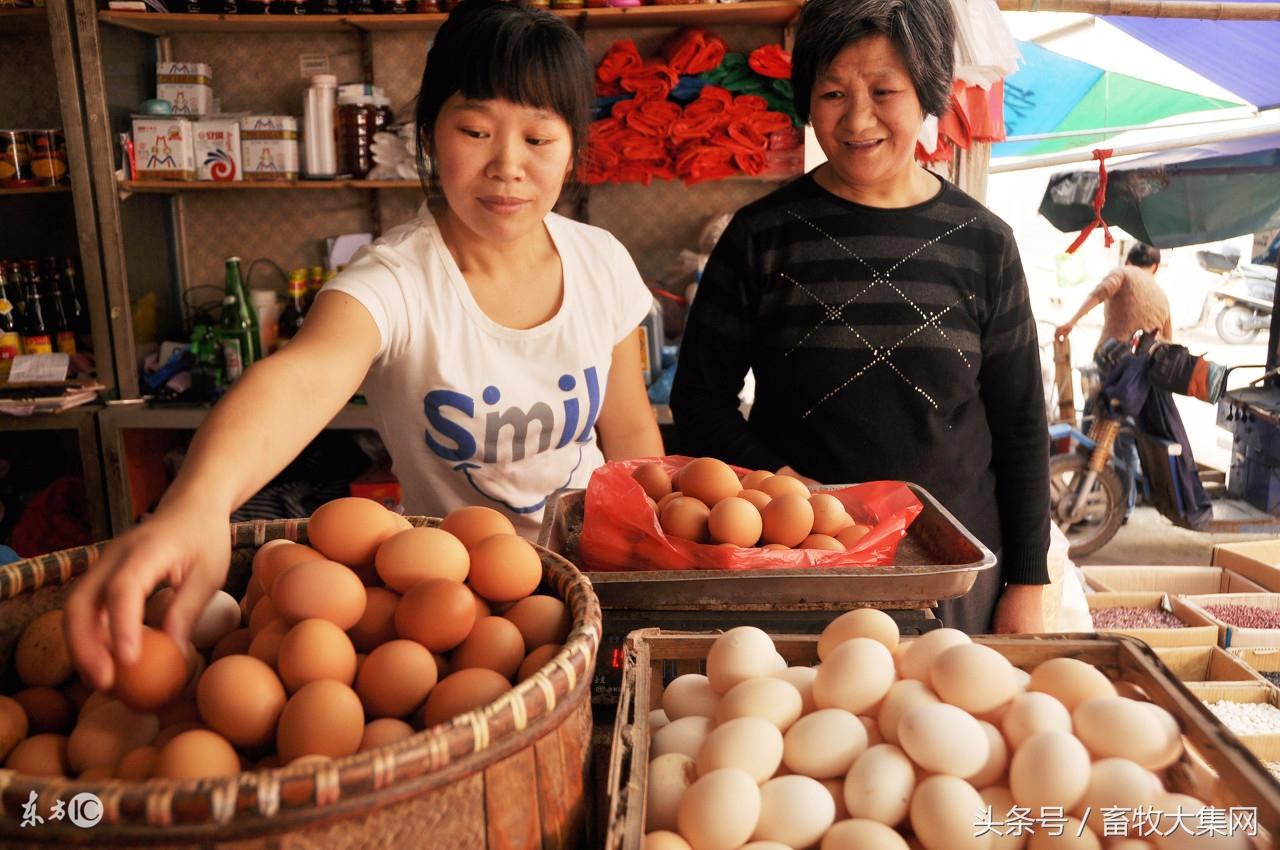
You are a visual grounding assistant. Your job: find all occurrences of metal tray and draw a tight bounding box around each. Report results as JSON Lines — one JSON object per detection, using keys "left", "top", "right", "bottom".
{"left": 536, "top": 482, "right": 996, "bottom": 611}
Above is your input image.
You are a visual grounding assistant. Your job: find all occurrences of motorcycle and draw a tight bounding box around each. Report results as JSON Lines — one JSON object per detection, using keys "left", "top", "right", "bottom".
{"left": 1198, "top": 246, "right": 1276, "bottom": 344}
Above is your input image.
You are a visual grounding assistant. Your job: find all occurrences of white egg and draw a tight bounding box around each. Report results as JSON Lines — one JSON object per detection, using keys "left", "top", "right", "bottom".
{"left": 646, "top": 753, "right": 697, "bottom": 833}
{"left": 782, "top": 708, "right": 867, "bottom": 779}
{"left": 753, "top": 775, "right": 836, "bottom": 849}
{"left": 663, "top": 674, "right": 719, "bottom": 721}
{"left": 652, "top": 716, "right": 713, "bottom": 760}
{"left": 844, "top": 744, "right": 916, "bottom": 827}
{"left": 677, "top": 768, "right": 761, "bottom": 850}
{"left": 813, "top": 638, "right": 895, "bottom": 715}
{"left": 897, "top": 702, "right": 989, "bottom": 779}
{"left": 706, "top": 627, "right": 778, "bottom": 695}
{"left": 696, "top": 717, "right": 784, "bottom": 784}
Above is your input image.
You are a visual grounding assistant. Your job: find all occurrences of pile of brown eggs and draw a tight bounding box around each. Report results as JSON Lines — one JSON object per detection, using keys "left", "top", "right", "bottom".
{"left": 635, "top": 459, "right": 871, "bottom": 551}
{"left": 0, "top": 498, "right": 572, "bottom": 780}
{"left": 644, "top": 612, "right": 1218, "bottom": 850}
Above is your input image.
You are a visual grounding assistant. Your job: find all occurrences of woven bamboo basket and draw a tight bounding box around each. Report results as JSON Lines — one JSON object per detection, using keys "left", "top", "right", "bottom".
{"left": 0, "top": 517, "right": 602, "bottom": 849}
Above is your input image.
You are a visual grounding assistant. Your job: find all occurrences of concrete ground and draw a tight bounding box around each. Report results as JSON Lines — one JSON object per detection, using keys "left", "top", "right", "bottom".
{"left": 1074, "top": 506, "right": 1275, "bottom": 567}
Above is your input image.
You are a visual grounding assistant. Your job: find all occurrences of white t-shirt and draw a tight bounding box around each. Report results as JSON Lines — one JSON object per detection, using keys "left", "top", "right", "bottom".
{"left": 324, "top": 207, "right": 652, "bottom": 538}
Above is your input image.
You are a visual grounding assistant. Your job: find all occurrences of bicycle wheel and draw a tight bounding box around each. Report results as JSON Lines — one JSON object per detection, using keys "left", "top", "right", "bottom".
{"left": 1049, "top": 453, "right": 1125, "bottom": 558}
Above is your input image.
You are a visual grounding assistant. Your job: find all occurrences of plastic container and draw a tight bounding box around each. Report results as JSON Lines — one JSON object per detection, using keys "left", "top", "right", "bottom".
{"left": 337, "top": 88, "right": 377, "bottom": 179}
{"left": 250, "top": 288, "right": 280, "bottom": 353}
{"left": 302, "top": 74, "right": 338, "bottom": 179}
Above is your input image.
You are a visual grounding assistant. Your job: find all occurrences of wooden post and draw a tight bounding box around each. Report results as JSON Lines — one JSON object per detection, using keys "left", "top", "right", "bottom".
{"left": 1055, "top": 335, "right": 1076, "bottom": 425}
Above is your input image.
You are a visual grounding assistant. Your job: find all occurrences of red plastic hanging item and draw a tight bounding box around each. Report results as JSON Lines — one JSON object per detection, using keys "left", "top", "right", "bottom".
{"left": 747, "top": 44, "right": 792, "bottom": 80}
{"left": 1066, "top": 148, "right": 1116, "bottom": 254}
{"left": 661, "top": 27, "right": 728, "bottom": 76}
{"left": 578, "top": 456, "right": 923, "bottom": 572}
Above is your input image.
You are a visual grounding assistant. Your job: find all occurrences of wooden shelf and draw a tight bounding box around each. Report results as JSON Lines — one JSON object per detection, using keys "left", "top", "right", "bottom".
{"left": 98, "top": 2, "right": 799, "bottom": 34}
{"left": 119, "top": 178, "right": 423, "bottom": 193}
{"left": 0, "top": 184, "right": 73, "bottom": 196}
{"left": 1, "top": 7, "right": 49, "bottom": 32}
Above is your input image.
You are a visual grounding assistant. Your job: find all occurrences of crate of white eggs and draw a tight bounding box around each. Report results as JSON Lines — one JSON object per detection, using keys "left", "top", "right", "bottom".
{"left": 538, "top": 456, "right": 996, "bottom": 611}
{"left": 603, "top": 614, "right": 1280, "bottom": 850}
{"left": 0, "top": 497, "right": 601, "bottom": 847}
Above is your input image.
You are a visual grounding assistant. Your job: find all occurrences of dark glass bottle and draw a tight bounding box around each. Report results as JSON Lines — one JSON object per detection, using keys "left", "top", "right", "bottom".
{"left": 277, "top": 268, "right": 307, "bottom": 348}
{"left": 216, "top": 257, "right": 260, "bottom": 381}
{"left": 43, "top": 257, "right": 75, "bottom": 355}
{"left": 0, "top": 265, "right": 22, "bottom": 380}
{"left": 61, "top": 258, "right": 90, "bottom": 351}
{"left": 19, "top": 262, "right": 52, "bottom": 355}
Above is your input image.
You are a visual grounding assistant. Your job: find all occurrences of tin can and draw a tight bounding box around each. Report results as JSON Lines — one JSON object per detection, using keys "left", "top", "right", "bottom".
{"left": 29, "top": 129, "right": 68, "bottom": 185}
{"left": 0, "top": 131, "right": 36, "bottom": 188}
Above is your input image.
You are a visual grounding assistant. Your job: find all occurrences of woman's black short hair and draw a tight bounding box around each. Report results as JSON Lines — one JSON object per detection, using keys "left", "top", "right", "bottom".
{"left": 414, "top": 0, "right": 592, "bottom": 178}
{"left": 791, "top": 0, "right": 956, "bottom": 124}
{"left": 1127, "top": 242, "right": 1161, "bottom": 269}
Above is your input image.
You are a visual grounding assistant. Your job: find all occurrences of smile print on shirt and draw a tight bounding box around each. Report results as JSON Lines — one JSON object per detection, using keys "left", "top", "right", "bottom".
{"left": 421, "top": 365, "right": 601, "bottom": 513}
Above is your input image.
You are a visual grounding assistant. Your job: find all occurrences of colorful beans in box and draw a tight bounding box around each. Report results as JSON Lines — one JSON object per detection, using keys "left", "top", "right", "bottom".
{"left": 1086, "top": 591, "right": 1220, "bottom": 648}
{"left": 1184, "top": 593, "right": 1280, "bottom": 650}
{"left": 0, "top": 498, "right": 600, "bottom": 848}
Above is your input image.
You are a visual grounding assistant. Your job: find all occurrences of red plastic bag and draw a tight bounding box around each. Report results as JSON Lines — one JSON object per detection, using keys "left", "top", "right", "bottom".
{"left": 579, "top": 456, "right": 923, "bottom": 572}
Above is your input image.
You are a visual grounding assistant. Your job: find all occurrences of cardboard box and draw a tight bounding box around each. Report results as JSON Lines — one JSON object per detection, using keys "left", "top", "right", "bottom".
{"left": 1212, "top": 541, "right": 1280, "bottom": 591}
{"left": 1155, "top": 645, "right": 1268, "bottom": 687}
{"left": 1186, "top": 682, "right": 1280, "bottom": 761}
{"left": 157, "top": 61, "right": 214, "bottom": 117}
{"left": 1086, "top": 592, "right": 1219, "bottom": 648}
{"left": 1227, "top": 646, "right": 1280, "bottom": 689}
{"left": 1082, "top": 565, "right": 1266, "bottom": 595}
{"left": 240, "top": 115, "right": 299, "bottom": 182}
{"left": 131, "top": 117, "right": 195, "bottom": 181}
{"left": 194, "top": 118, "right": 242, "bottom": 181}
{"left": 1182, "top": 593, "right": 1280, "bottom": 649}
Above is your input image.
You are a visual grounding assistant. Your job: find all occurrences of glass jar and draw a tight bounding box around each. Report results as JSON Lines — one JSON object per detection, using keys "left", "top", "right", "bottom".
{"left": 0, "top": 132, "right": 35, "bottom": 188}
{"left": 30, "top": 130, "right": 67, "bottom": 186}
{"left": 337, "top": 94, "right": 377, "bottom": 178}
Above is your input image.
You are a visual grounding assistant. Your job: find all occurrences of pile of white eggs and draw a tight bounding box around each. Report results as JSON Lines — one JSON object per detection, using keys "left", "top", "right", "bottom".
{"left": 642, "top": 610, "right": 1249, "bottom": 850}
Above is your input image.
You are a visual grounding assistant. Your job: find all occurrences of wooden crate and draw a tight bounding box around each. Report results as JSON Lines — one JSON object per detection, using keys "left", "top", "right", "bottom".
{"left": 0, "top": 518, "right": 601, "bottom": 849}
{"left": 1083, "top": 565, "right": 1266, "bottom": 595}
{"left": 1087, "top": 592, "right": 1220, "bottom": 648}
{"left": 1183, "top": 594, "right": 1280, "bottom": 650}
{"left": 605, "top": 631, "right": 1280, "bottom": 850}
{"left": 1189, "top": 683, "right": 1280, "bottom": 762}
{"left": 1157, "top": 645, "right": 1271, "bottom": 688}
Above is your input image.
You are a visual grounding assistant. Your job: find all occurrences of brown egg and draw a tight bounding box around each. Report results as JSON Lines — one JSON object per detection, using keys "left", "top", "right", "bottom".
{"left": 678, "top": 458, "right": 741, "bottom": 507}
{"left": 356, "top": 640, "right": 438, "bottom": 718}
{"left": 277, "top": 680, "right": 365, "bottom": 763}
{"left": 347, "top": 587, "right": 401, "bottom": 653}
{"left": 68, "top": 700, "right": 159, "bottom": 774}
{"left": 78, "top": 690, "right": 111, "bottom": 720}
{"left": 113, "top": 627, "right": 189, "bottom": 712}
{"left": 633, "top": 463, "right": 674, "bottom": 501}
{"left": 115, "top": 745, "right": 157, "bottom": 780}
{"left": 153, "top": 722, "right": 205, "bottom": 748}
{"left": 251, "top": 539, "right": 294, "bottom": 590}
{"left": 5, "top": 733, "right": 69, "bottom": 776}
{"left": 360, "top": 718, "right": 415, "bottom": 751}
{"left": 16, "top": 610, "right": 73, "bottom": 688}
{"left": 14, "top": 688, "right": 69, "bottom": 735}
{"left": 800, "top": 533, "right": 845, "bottom": 552}
{"left": 762, "top": 495, "right": 814, "bottom": 547}
{"left": 503, "top": 596, "right": 571, "bottom": 649}
{"left": 249, "top": 597, "right": 280, "bottom": 637}
{"left": 472, "top": 589, "right": 493, "bottom": 620}
{"left": 307, "top": 497, "right": 399, "bottom": 568}
{"left": 248, "top": 621, "right": 287, "bottom": 666}
{"left": 740, "top": 470, "right": 774, "bottom": 490}
{"left": 759, "top": 475, "right": 811, "bottom": 500}
{"left": 0, "top": 696, "right": 28, "bottom": 761}
{"left": 810, "top": 493, "right": 854, "bottom": 536}
{"left": 422, "top": 669, "right": 511, "bottom": 727}
{"left": 211, "top": 628, "right": 252, "bottom": 661}
{"left": 433, "top": 652, "right": 452, "bottom": 679}
{"left": 241, "top": 575, "right": 266, "bottom": 620}
{"left": 390, "top": 513, "right": 413, "bottom": 531}
{"left": 736, "top": 489, "right": 772, "bottom": 512}
{"left": 661, "top": 496, "right": 711, "bottom": 542}
{"left": 152, "top": 729, "right": 241, "bottom": 780}
{"left": 517, "top": 643, "right": 562, "bottom": 682}
{"left": 256, "top": 543, "right": 327, "bottom": 597}
{"left": 272, "top": 559, "right": 367, "bottom": 630}
{"left": 762, "top": 543, "right": 790, "bottom": 551}
{"left": 395, "top": 578, "right": 477, "bottom": 652}
{"left": 468, "top": 534, "right": 542, "bottom": 603}
{"left": 452, "top": 617, "right": 526, "bottom": 680}
{"left": 277, "top": 619, "right": 358, "bottom": 692}
{"left": 836, "top": 524, "right": 873, "bottom": 549}
{"left": 376, "top": 527, "right": 470, "bottom": 592}
{"left": 707, "top": 497, "right": 763, "bottom": 547}
{"left": 440, "top": 506, "right": 517, "bottom": 550}
{"left": 656, "top": 491, "right": 683, "bottom": 514}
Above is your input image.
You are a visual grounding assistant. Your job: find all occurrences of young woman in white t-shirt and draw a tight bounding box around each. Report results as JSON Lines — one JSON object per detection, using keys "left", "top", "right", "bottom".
{"left": 66, "top": 0, "right": 663, "bottom": 690}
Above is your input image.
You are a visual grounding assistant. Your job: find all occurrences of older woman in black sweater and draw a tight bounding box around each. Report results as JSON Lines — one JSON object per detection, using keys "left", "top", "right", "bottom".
{"left": 670, "top": 0, "right": 1050, "bottom": 634}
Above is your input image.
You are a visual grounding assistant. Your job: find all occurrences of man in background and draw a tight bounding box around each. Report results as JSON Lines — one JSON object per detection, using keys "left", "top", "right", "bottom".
{"left": 1055, "top": 242, "right": 1171, "bottom": 348}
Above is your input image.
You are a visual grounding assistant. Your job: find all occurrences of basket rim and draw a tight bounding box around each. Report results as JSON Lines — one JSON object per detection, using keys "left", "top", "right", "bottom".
{"left": 0, "top": 516, "right": 603, "bottom": 837}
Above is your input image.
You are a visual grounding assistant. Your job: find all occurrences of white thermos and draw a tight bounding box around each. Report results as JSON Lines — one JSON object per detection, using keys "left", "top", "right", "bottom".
{"left": 303, "top": 74, "right": 338, "bottom": 178}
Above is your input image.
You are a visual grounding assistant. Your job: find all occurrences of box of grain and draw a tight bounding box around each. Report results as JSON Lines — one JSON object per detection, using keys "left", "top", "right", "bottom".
{"left": 1082, "top": 565, "right": 1266, "bottom": 595}
{"left": 1086, "top": 592, "right": 1218, "bottom": 648}
{"left": 157, "top": 61, "right": 213, "bottom": 117}
{"left": 1228, "top": 646, "right": 1280, "bottom": 692}
{"left": 1186, "top": 682, "right": 1280, "bottom": 763}
{"left": 194, "top": 117, "right": 242, "bottom": 181}
{"left": 240, "top": 115, "right": 298, "bottom": 182}
{"left": 1183, "top": 593, "right": 1280, "bottom": 649}
{"left": 1212, "top": 541, "right": 1280, "bottom": 592}
{"left": 131, "top": 117, "right": 195, "bottom": 181}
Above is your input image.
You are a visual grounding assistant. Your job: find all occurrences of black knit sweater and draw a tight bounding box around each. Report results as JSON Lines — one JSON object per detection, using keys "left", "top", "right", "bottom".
{"left": 670, "top": 172, "right": 1051, "bottom": 585}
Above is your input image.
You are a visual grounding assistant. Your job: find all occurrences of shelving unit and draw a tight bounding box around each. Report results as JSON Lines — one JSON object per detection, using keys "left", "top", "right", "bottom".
{"left": 71, "top": 0, "right": 800, "bottom": 530}
{"left": 0, "top": 185, "right": 75, "bottom": 196}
